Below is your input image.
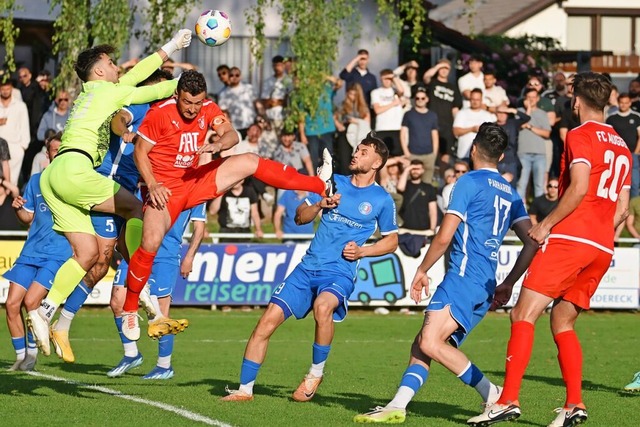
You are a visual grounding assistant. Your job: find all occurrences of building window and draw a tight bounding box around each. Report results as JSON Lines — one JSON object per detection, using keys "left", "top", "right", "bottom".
{"left": 567, "top": 16, "right": 592, "bottom": 51}
{"left": 602, "top": 17, "right": 632, "bottom": 55}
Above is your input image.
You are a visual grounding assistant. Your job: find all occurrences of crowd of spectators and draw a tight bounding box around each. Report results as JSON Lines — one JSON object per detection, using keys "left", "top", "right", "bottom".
{"left": 3, "top": 51, "right": 640, "bottom": 245}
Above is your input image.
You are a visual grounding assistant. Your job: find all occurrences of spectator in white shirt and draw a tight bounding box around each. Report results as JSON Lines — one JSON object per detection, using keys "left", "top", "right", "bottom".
{"left": 452, "top": 88, "right": 496, "bottom": 160}
{"left": 458, "top": 55, "right": 485, "bottom": 108}
{"left": 371, "top": 68, "right": 407, "bottom": 157}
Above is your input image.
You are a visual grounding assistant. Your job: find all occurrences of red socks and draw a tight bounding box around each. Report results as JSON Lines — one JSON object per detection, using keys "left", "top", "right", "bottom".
{"left": 253, "top": 157, "right": 325, "bottom": 195}
{"left": 123, "top": 247, "right": 156, "bottom": 312}
{"left": 554, "top": 330, "right": 583, "bottom": 407}
{"left": 498, "top": 321, "right": 535, "bottom": 404}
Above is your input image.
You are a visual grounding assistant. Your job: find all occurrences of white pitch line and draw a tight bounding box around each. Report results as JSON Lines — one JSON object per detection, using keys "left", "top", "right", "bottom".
{"left": 26, "top": 371, "right": 233, "bottom": 427}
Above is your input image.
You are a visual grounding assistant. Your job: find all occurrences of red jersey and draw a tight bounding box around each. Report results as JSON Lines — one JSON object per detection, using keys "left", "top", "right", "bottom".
{"left": 551, "top": 120, "right": 632, "bottom": 253}
{"left": 137, "top": 98, "right": 227, "bottom": 183}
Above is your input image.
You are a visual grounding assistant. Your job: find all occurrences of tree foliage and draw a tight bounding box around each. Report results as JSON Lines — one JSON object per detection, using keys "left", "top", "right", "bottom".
{"left": 46, "top": 0, "right": 194, "bottom": 93}
{"left": 134, "top": 0, "right": 198, "bottom": 55}
{"left": 247, "top": 0, "right": 428, "bottom": 130}
{"left": 0, "top": 0, "right": 20, "bottom": 82}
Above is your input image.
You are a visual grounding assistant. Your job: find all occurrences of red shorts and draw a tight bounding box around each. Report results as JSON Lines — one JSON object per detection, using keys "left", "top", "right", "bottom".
{"left": 522, "top": 238, "right": 612, "bottom": 310}
{"left": 143, "top": 157, "right": 228, "bottom": 224}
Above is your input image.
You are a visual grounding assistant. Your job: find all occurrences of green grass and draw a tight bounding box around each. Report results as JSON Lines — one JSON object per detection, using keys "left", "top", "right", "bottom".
{"left": 1, "top": 309, "right": 638, "bottom": 426}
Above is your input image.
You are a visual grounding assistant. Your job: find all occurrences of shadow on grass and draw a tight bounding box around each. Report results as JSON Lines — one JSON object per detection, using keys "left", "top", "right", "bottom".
{"left": 0, "top": 369, "right": 108, "bottom": 399}
{"left": 484, "top": 370, "right": 623, "bottom": 395}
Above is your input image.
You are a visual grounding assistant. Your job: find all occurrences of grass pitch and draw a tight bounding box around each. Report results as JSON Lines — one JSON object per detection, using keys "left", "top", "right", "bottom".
{"left": 0, "top": 308, "right": 638, "bottom": 426}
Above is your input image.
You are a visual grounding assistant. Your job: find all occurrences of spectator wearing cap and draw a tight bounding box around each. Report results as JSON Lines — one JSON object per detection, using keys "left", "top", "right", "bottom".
{"left": 423, "top": 59, "right": 463, "bottom": 165}
{"left": 339, "top": 49, "right": 378, "bottom": 106}
{"left": 257, "top": 55, "right": 293, "bottom": 133}
{"left": 218, "top": 66, "right": 257, "bottom": 139}
{"left": 400, "top": 87, "right": 439, "bottom": 184}
{"left": 458, "top": 55, "right": 485, "bottom": 108}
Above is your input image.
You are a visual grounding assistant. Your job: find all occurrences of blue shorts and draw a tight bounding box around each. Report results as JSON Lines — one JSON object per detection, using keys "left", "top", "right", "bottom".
{"left": 426, "top": 273, "right": 493, "bottom": 347}
{"left": 270, "top": 264, "right": 354, "bottom": 322}
{"left": 148, "top": 258, "right": 180, "bottom": 298}
{"left": 112, "top": 258, "right": 179, "bottom": 298}
{"left": 2, "top": 255, "right": 64, "bottom": 291}
{"left": 90, "top": 211, "right": 125, "bottom": 240}
{"left": 113, "top": 259, "right": 128, "bottom": 286}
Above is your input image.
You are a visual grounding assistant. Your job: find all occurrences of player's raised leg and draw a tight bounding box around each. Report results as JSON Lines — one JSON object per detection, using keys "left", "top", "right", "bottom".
{"left": 222, "top": 303, "right": 287, "bottom": 401}
{"left": 214, "top": 149, "right": 336, "bottom": 200}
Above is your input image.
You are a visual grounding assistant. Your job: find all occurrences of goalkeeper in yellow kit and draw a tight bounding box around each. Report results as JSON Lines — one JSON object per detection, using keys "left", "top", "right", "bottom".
{"left": 27, "top": 29, "right": 193, "bottom": 355}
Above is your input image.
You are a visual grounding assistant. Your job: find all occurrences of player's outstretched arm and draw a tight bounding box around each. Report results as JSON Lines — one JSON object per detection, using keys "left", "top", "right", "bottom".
{"left": 295, "top": 194, "right": 341, "bottom": 225}
{"left": 529, "top": 162, "right": 589, "bottom": 244}
{"left": 119, "top": 29, "right": 191, "bottom": 88}
{"left": 493, "top": 219, "right": 538, "bottom": 307}
{"left": 343, "top": 232, "right": 398, "bottom": 262}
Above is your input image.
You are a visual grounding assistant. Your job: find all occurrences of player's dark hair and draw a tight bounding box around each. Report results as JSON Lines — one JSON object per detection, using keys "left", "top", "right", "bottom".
{"left": 472, "top": 122, "right": 508, "bottom": 163}
{"left": 45, "top": 131, "right": 63, "bottom": 149}
{"left": 177, "top": 70, "right": 207, "bottom": 96}
{"left": 573, "top": 72, "right": 612, "bottom": 111}
{"left": 137, "top": 68, "right": 174, "bottom": 87}
{"left": 75, "top": 44, "right": 115, "bottom": 82}
{"left": 360, "top": 131, "right": 389, "bottom": 170}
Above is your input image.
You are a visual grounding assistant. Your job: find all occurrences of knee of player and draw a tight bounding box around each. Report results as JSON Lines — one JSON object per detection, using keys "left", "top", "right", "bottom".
{"left": 418, "top": 334, "right": 443, "bottom": 359}
{"left": 5, "top": 294, "right": 22, "bottom": 315}
{"left": 313, "top": 300, "right": 336, "bottom": 322}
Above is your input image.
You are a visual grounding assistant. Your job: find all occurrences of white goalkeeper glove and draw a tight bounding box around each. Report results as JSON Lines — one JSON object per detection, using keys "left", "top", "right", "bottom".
{"left": 161, "top": 29, "right": 192, "bottom": 57}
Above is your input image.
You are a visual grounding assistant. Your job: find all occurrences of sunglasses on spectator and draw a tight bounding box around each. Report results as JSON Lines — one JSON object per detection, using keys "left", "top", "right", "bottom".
{"left": 57, "top": 98, "right": 69, "bottom": 102}
{"left": 455, "top": 169, "right": 467, "bottom": 174}
{"left": 229, "top": 73, "right": 240, "bottom": 77}
{"left": 415, "top": 96, "right": 427, "bottom": 100}
{"left": 547, "top": 184, "right": 558, "bottom": 188}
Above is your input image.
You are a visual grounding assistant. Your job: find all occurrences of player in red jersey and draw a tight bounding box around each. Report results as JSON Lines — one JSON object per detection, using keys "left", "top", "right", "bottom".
{"left": 121, "top": 70, "right": 336, "bottom": 340}
{"left": 469, "top": 72, "right": 631, "bottom": 427}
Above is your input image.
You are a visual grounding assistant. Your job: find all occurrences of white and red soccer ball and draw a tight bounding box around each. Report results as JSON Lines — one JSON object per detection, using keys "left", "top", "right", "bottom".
{"left": 195, "top": 10, "right": 232, "bottom": 47}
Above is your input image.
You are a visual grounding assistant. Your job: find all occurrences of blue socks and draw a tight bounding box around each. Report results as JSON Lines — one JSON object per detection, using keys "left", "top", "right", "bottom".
{"left": 239, "top": 358, "right": 261, "bottom": 395}
{"left": 458, "top": 362, "right": 492, "bottom": 401}
{"left": 310, "top": 342, "right": 331, "bottom": 377}
{"left": 388, "top": 364, "right": 429, "bottom": 409}
{"left": 64, "top": 281, "right": 91, "bottom": 314}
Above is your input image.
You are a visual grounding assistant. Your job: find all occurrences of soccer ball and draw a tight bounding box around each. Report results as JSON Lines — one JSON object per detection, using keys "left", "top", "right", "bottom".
{"left": 195, "top": 10, "right": 232, "bottom": 47}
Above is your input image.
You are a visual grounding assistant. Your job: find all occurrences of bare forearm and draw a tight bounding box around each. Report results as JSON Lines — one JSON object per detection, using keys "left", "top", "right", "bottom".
{"left": 134, "top": 145, "right": 157, "bottom": 187}
{"left": 359, "top": 233, "right": 398, "bottom": 258}
{"left": 296, "top": 202, "right": 322, "bottom": 225}
{"left": 184, "top": 223, "right": 205, "bottom": 260}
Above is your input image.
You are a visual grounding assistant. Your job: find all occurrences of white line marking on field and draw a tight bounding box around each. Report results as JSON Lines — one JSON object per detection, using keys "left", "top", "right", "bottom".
{"left": 26, "top": 371, "right": 233, "bottom": 427}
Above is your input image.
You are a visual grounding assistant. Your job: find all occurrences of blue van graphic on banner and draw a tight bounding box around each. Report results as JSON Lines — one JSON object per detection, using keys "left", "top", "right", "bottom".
{"left": 350, "top": 253, "right": 405, "bottom": 304}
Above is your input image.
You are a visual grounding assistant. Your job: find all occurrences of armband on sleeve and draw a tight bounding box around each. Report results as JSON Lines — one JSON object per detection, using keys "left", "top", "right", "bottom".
{"left": 210, "top": 114, "right": 230, "bottom": 132}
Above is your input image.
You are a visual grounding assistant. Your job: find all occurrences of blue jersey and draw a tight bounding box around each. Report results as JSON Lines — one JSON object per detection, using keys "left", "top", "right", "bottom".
{"left": 303, "top": 174, "right": 397, "bottom": 279}
{"left": 446, "top": 168, "right": 528, "bottom": 292}
{"left": 94, "top": 103, "right": 150, "bottom": 192}
{"left": 157, "top": 203, "right": 207, "bottom": 263}
{"left": 19, "top": 174, "right": 72, "bottom": 261}
{"left": 278, "top": 190, "right": 315, "bottom": 234}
